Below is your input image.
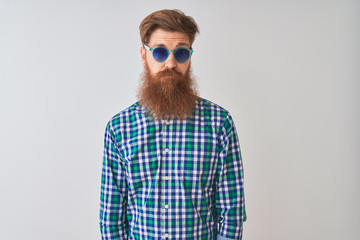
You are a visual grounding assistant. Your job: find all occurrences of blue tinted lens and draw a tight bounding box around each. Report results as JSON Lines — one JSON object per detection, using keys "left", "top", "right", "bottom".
{"left": 174, "top": 48, "right": 191, "bottom": 63}
{"left": 153, "top": 47, "right": 169, "bottom": 62}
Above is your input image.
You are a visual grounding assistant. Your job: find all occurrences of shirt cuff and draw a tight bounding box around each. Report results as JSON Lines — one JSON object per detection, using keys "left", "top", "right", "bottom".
{"left": 217, "top": 234, "right": 236, "bottom": 240}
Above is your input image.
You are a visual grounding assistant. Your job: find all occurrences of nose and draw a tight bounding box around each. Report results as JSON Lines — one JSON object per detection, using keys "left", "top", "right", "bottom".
{"left": 164, "top": 52, "right": 177, "bottom": 69}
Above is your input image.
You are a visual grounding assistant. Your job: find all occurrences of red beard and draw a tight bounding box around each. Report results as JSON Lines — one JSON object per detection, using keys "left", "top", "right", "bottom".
{"left": 137, "top": 62, "right": 199, "bottom": 120}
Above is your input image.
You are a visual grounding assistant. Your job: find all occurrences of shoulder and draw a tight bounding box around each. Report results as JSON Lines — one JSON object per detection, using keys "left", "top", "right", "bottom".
{"left": 105, "top": 102, "right": 145, "bottom": 132}
{"left": 198, "top": 98, "right": 234, "bottom": 133}
{"left": 197, "top": 97, "right": 234, "bottom": 126}
{"left": 197, "top": 97, "right": 229, "bottom": 116}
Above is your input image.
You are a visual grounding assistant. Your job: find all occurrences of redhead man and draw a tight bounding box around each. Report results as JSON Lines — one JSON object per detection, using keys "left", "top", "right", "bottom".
{"left": 100, "top": 9, "right": 246, "bottom": 240}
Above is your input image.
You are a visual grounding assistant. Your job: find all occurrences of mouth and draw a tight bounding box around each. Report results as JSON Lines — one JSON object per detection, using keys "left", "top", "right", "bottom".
{"left": 161, "top": 75, "right": 176, "bottom": 79}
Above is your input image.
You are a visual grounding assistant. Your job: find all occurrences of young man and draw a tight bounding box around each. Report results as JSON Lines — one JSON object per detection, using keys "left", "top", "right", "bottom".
{"left": 100, "top": 9, "right": 246, "bottom": 240}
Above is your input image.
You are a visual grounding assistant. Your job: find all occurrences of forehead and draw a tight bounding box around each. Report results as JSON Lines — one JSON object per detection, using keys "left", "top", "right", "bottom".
{"left": 148, "top": 29, "right": 190, "bottom": 47}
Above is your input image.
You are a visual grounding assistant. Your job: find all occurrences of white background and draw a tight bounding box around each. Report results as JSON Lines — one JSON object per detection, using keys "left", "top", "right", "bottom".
{"left": 0, "top": 0, "right": 359, "bottom": 239}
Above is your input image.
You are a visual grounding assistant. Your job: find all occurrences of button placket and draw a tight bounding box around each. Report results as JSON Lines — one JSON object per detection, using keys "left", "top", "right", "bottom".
{"left": 162, "top": 119, "right": 176, "bottom": 237}
{"left": 161, "top": 119, "right": 172, "bottom": 236}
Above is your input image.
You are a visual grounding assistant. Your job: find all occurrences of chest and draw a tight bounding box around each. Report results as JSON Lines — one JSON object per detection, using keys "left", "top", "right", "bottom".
{"left": 118, "top": 118, "right": 220, "bottom": 190}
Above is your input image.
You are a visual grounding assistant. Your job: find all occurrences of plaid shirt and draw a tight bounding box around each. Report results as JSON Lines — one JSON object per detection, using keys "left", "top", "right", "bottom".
{"left": 100, "top": 98, "right": 246, "bottom": 239}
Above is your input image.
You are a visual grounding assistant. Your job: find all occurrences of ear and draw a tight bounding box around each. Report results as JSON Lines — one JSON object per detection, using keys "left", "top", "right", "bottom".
{"left": 140, "top": 46, "right": 146, "bottom": 63}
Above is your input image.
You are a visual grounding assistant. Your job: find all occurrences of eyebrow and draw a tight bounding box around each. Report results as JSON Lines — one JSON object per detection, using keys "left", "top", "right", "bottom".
{"left": 154, "top": 42, "right": 190, "bottom": 48}
{"left": 176, "top": 42, "right": 190, "bottom": 48}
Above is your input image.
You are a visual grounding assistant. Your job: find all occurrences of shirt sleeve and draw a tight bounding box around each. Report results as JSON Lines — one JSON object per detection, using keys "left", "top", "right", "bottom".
{"left": 217, "top": 233, "right": 239, "bottom": 240}
{"left": 216, "top": 114, "right": 247, "bottom": 240}
{"left": 99, "top": 122, "right": 129, "bottom": 239}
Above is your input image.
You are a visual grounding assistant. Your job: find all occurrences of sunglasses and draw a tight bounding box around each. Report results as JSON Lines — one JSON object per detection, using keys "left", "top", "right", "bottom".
{"left": 143, "top": 44, "right": 193, "bottom": 63}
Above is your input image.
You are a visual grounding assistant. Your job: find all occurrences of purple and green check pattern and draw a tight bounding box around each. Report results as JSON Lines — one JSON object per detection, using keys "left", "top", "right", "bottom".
{"left": 100, "top": 98, "right": 246, "bottom": 239}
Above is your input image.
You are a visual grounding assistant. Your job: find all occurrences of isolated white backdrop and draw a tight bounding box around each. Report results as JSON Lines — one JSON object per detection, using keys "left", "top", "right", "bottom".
{"left": 0, "top": 0, "right": 359, "bottom": 239}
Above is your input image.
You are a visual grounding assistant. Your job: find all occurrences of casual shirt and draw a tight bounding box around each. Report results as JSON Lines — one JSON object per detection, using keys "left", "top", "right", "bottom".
{"left": 100, "top": 98, "right": 247, "bottom": 239}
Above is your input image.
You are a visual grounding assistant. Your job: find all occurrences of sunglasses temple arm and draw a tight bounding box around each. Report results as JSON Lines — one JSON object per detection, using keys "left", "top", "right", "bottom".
{"left": 143, "top": 44, "right": 151, "bottom": 51}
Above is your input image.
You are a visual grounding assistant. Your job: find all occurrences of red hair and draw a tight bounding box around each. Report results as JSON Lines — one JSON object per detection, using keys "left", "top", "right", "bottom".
{"left": 139, "top": 9, "right": 200, "bottom": 46}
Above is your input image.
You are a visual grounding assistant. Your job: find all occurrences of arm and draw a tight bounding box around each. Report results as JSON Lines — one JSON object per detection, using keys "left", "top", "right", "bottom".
{"left": 99, "top": 123, "right": 128, "bottom": 239}
{"left": 216, "top": 114, "right": 247, "bottom": 240}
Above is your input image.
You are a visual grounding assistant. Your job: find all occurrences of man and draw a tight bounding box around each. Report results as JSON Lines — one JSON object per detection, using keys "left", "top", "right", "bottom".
{"left": 100, "top": 9, "right": 246, "bottom": 240}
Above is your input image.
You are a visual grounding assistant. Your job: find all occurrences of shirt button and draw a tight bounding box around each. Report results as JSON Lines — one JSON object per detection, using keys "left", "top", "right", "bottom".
{"left": 164, "top": 204, "right": 169, "bottom": 209}
{"left": 165, "top": 120, "right": 170, "bottom": 125}
{"left": 164, "top": 176, "right": 169, "bottom": 180}
{"left": 164, "top": 148, "right": 170, "bottom": 153}
{"left": 163, "top": 233, "right": 170, "bottom": 238}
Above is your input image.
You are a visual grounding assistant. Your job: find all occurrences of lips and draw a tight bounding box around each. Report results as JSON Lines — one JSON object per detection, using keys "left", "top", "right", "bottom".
{"left": 158, "top": 69, "right": 182, "bottom": 79}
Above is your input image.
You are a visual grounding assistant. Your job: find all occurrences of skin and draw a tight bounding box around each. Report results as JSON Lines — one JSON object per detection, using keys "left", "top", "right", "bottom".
{"left": 140, "top": 28, "right": 192, "bottom": 77}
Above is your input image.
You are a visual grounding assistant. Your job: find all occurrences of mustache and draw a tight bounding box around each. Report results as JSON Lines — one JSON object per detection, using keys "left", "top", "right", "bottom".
{"left": 156, "top": 68, "right": 183, "bottom": 79}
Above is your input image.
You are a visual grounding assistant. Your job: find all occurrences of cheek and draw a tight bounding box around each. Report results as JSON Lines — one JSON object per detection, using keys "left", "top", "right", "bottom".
{"left": 179, "top": 63, "right": 190, "bottom": 74}
{"left": 146, "top": 60, "right": 162, "bottom": 75}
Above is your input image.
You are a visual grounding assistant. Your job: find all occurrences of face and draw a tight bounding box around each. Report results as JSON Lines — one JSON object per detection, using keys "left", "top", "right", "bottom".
{"left": 137, "top": 28, "right": 198, "bottom": 120}
{"left": 140, "top": 29, "right": 192, "bottom": 76}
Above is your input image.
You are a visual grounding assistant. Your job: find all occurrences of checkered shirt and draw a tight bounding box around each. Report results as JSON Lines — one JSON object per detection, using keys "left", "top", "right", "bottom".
{"left": 100, "top": 98, "right": 247, "bottom": 239}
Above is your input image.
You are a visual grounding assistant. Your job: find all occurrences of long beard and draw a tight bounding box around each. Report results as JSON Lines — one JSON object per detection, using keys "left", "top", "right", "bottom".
{"left": 137, "top": 62, "right": 199, "bottom": 120}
